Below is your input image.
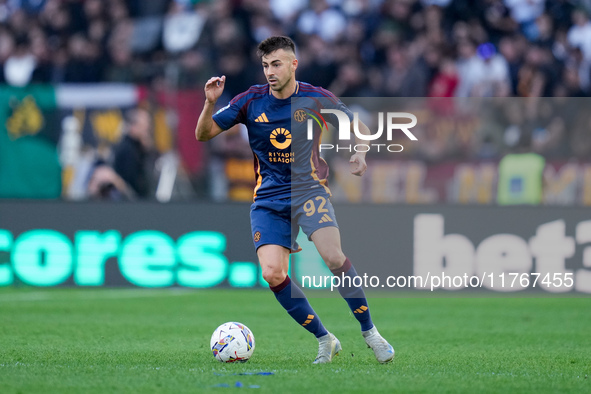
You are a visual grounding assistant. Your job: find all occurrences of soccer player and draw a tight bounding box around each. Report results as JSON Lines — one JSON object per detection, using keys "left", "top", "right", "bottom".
{"left": 196, "top": 36, "right": 394, "bottom": 364}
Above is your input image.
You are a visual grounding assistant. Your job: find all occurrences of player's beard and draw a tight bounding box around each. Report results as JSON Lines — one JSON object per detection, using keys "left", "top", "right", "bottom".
{"left": 269, "top": 76, "right": 291, "bottom": 93}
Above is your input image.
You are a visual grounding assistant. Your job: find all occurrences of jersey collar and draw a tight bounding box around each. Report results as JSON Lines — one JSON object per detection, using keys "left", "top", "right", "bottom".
{"left": 268, "top": 81, "right": 300, "bottom": 103}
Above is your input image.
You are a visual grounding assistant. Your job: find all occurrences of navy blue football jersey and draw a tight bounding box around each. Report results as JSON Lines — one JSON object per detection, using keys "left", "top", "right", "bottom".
{"left": 212, "top": 82, "right": 353, "bottom": 201}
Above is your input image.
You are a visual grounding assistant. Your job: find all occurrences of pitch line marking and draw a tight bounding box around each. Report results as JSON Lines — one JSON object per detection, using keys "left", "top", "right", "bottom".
{"left": 0, "top": 289, "right": 196, "bottom": 303}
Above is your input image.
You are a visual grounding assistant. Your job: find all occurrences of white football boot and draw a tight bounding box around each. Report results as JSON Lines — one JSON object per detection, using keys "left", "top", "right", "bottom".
{"left": 362, "top": 326, "right": 395, "bottom": 363}
{"left": 313, "top": 332, "right": 342, "bottom": 364}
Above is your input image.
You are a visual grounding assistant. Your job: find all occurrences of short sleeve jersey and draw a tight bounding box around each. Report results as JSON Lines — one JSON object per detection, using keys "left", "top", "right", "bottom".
{"left": 212, "top": 82, "right": 353, "bottom": 201}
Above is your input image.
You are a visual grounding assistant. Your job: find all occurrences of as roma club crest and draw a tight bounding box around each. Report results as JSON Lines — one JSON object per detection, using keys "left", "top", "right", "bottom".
{"left": 293, "top": 109, "right": 307, "bottom": 123}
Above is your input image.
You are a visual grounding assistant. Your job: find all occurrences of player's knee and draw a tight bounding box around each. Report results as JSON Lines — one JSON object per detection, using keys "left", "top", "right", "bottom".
{"left": 262, "top": 266, "right": 285, "bottom": 287}
{"left": 322, "top": 249, "right": 346, "bottom": 271}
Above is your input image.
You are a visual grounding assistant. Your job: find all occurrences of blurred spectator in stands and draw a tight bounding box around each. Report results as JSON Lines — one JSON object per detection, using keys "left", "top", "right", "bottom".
{"left": 29, "top": 24, "right": 52, "bottom": 82}
{"left": 207, "top": 124, "right": 252, "bottom": 201}
{"left": 162, "top": 1, "right": 205, "bottom": 54}
{"left": 379, "top": 0, "right": 416, "bottom": 43}
{"left": 297, "top": 35, "right": 338, "bottom": 88}
{"left": 421, "top": 5, "right": 448, "bottom": 46}
{"left": 129, "top": 0, "right": 169, "bottom": 17}
{"left": 498, "top": 35, "right": 522, "bottom": 94}
{"left": 0, "top": 25, "right": 14, "bottom": 67}
{"left": 213, "top": 17, "right": 248, "bottom": 53}
{"left": 0, "top": 27, "right": 13, "bottom": 84}
{"left": 533, "top": 12, "right": 554, "bottom": 47}
{"left": 270, "top": 0, "right": 306, "bottom": 26}
{"left": 531, "top": 116, "right": 568, "bottom": 158}
{"left": 0, "top": 1, "right": 13, "bottom": 21}
{"left": 342, "top": 17, "right": 372, "bottom": 60}
{"left": 107, "top": 17, "right": 133, "bottom": 57}
{"left": 504, "top": 0, "right": 545, "bottom": 40}
{"left": 107, "top": 0, "right": 129, "bottom": 24}
{"left": 6, "top": 7, "right": 28, "bottom": 36}
{"left": 87, "top": 17, "right": 108, "bottom": 47}
{"left": 428, "top": 56, "right": 458, "bottom": 98}
{"left": 297, "top": 0, "right": 347, "bottom": 43}
{"left": 112, "top": 108, "right": 154, "bottom": 199}
{"left": 568, "top": 46, "right": 591, "bottom": 94}
{"left": 177, "top": 49, "right": 210, "bottom": 89}
{"left": 570, "top": 109, "right": 591, "bottom": 159}
{"left": 567, "top": 8, "right": 591, "bottom": 62}
{"left": 84, "top": 0, "right": 103, "bottom": 21}
{"left": 473, "top": 42, "right": 511, "bottom": 97}
{"left": 249, "top": 13, "right": 283, "bottom": 45}
{"left": 457, "top": 42, "right": 511, "bottom": 97}
{"left": 64, "top": 33, "right": 103, "bottom": 82}
{"left": 552, "top": 26, "right": 570, "bottom": 62}
{"left": 455, "top": 38, "right": 479, "bottom": 97}
{"left": 419, "top": 41, "right": 446, "bottom": 88}
{"left": 383, "top": 44, "right": 428, "bottom": 96}
{"left": 561, "top": 63, "right": 586, "bottom": 96}
{"left": 500, "top": 99, "right": 528, "bottom": 152}
{"left": 48, "top": 45, "right": 67, "bottom": 83}
{"left": 516, "top": 43, "right": 555, "bottom": 97}
{"left": 478, "top": 0, "right": 517, "bottom": 43}
{"left": 332, "top": 35, "right": 363, "bottom": 66}
{"left": 217, "top": 51, "right": 258, "bottom": 97}
{"left": 87, "top": 160, "right": 136, "bottom": 201}
{"left": 40, "top": 0, "right": 71, "bottom": 42}
{"left": 329, "top": 61, "right": 374, "bottom": 97}
{"left": 104, "top": 42, "right": 134, "bottom": 83}
{"left": 3, "top": 33, "right": 36, "bottom": 86}
{"left": 546, "top": 0, "right": 574, "bottom": 31}
{"left": 473, "top": 101, "right": 506, "bottom": 159}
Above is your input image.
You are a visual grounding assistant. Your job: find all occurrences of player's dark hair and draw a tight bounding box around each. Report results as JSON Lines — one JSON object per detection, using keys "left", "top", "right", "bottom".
{"left": 257, "top": 36, "right": 296, "bottom": 58}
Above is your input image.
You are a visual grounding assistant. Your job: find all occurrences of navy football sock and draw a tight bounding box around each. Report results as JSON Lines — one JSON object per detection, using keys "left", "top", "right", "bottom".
{"left": 271, "top": 276, "right": 328, "bottom": 338}
{"left": 331, "top": 257, "right": 374, "bottom": 331}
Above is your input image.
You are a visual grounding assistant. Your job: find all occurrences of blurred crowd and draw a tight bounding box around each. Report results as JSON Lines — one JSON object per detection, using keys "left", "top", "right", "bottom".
{"left": 2, "top": 0, "right": 591, "bottom": 201}
{"left": 2, "top": 0, "right": 591, "bottom": 96}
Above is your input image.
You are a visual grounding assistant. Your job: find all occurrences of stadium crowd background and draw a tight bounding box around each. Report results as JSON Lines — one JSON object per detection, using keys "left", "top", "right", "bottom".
{"left": 1, "top": 0, "right": 591, "bottom": 203}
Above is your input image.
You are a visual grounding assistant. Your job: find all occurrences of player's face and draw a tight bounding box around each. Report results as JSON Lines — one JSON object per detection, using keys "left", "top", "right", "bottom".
{"left": 261, "top": 49, "right": 297, "bottom": 94}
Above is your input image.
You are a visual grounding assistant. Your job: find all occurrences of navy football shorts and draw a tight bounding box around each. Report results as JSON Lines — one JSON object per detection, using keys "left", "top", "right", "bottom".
{"left": 250, "top": 194, "right": 339, "bottom": 252}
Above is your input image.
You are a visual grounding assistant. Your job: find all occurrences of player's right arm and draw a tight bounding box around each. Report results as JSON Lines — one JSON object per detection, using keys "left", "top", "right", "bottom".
{"left": 195, "top": 76, "right": 226, "bottom": 141}
{"left": 349, "top": 119, "right": 369, "bottom": 176}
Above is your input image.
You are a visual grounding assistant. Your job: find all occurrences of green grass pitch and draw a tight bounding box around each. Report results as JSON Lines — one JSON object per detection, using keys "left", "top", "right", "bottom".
{"left": 0, "top": 287, "right": 589, "bottom": 393}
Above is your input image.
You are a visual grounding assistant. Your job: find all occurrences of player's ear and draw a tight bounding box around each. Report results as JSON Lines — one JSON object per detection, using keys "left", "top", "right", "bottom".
{"left": 292, "top": 58, "right": 298, "bottom": 71}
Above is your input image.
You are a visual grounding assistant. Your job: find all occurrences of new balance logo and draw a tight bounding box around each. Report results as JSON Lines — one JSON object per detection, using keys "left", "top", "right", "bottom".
{"left": 254, "top": 113, "right": 269, "bottom": 122}
{"left": 354, "top": 305, "right": 368, "bottom": 314}
{"left": 318, "top": 214, "right": 333, "bottom": 224}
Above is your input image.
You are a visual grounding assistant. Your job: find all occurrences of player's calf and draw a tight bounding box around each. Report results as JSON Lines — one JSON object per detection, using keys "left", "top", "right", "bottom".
{"left": 331, "top": 257, "right": 375, "bottom": 331}
{"left": 270, "top": 276, "right": 329, "bottom": 339}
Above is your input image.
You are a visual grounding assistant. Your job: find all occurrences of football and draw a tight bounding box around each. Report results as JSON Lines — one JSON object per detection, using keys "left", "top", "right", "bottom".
{"left": 210, "top": 322, "right": 255, "bottom": 363}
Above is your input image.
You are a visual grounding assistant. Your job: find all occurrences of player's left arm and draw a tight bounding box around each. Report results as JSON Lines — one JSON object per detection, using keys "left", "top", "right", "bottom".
{"left": 349, "top": 119, "right": 369, "bottom": 176}
{"left": 327, "top": 93, "right": 368, "bottom": 176}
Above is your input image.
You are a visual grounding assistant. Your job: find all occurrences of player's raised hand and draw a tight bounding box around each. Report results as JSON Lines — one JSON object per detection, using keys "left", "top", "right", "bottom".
{"left": 204, "top": 76, "right": 226, "bottom": 104}
{"left": 349, "top": 152, "right": 367, "bottom": 176}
